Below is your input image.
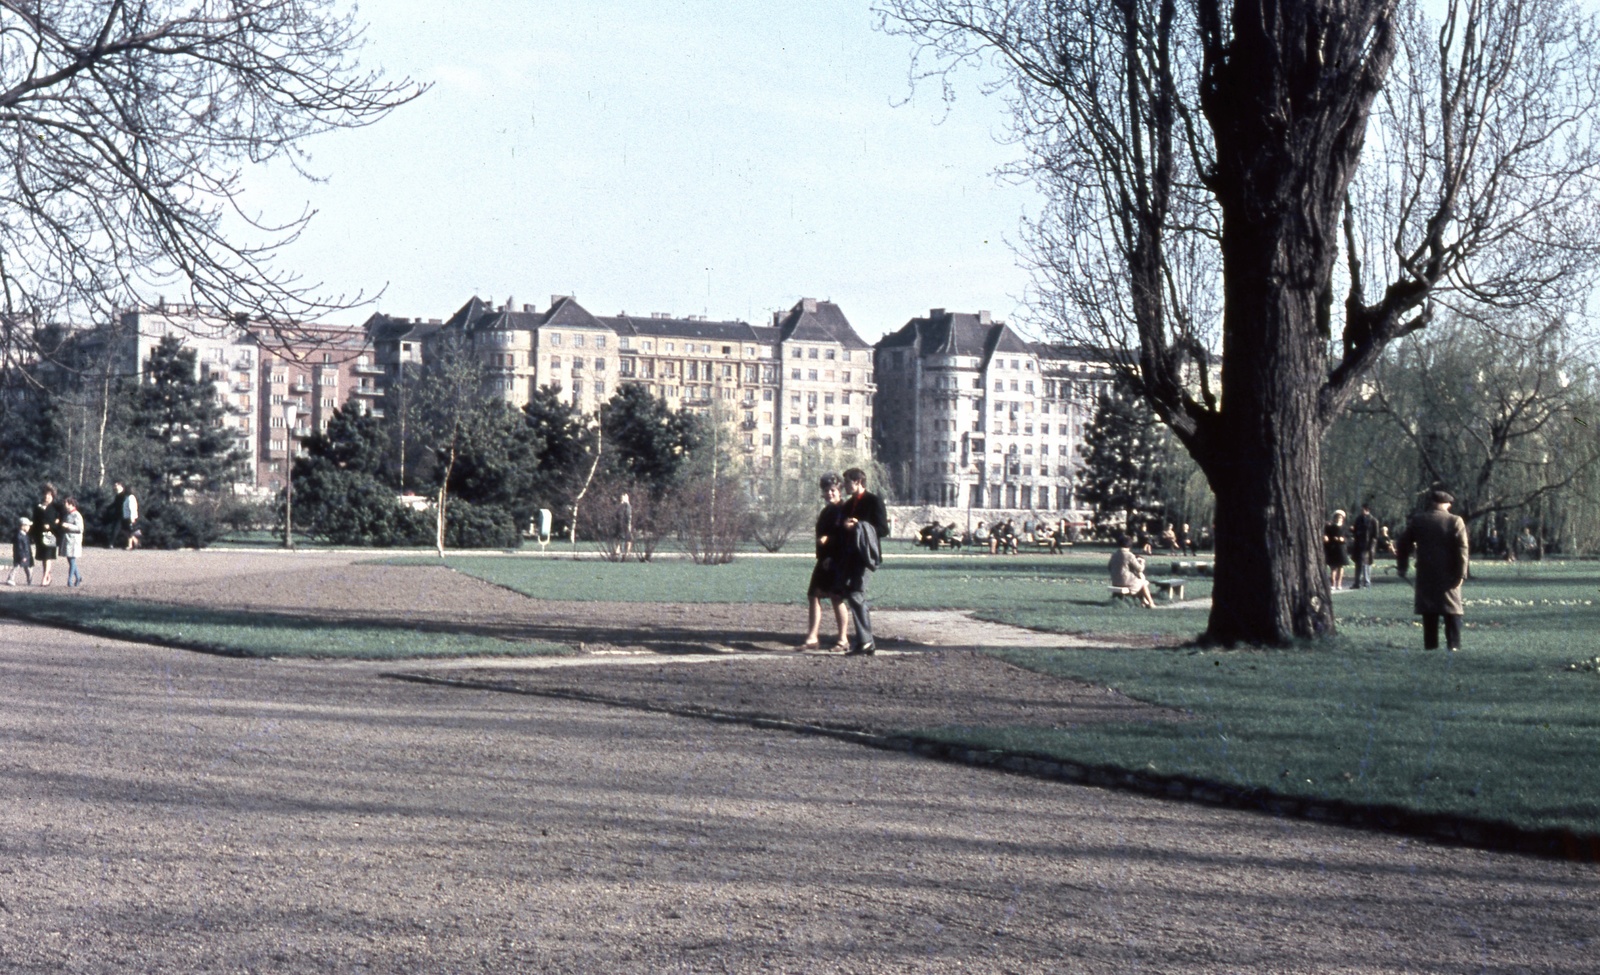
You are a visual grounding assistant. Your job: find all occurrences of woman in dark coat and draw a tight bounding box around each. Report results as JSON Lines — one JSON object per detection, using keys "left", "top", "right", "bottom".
{"left": 30, "top": 483, "right": 64, "bottom": 586}
{"left": 1323, "top": 509, "right": 1351, "bottom": 590}
{"left": 797, "top": 473, "right": 848, "bottom": 651}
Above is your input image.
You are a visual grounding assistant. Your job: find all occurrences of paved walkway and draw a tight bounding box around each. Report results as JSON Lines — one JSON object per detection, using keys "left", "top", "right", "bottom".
{"left": 0, "top": 618, "right": 1591, "bottom": 973}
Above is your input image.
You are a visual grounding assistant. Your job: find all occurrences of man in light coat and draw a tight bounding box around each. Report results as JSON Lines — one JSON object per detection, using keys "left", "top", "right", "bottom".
{"left": 1396, "top": 489, "right": 1470, "bottom": 651}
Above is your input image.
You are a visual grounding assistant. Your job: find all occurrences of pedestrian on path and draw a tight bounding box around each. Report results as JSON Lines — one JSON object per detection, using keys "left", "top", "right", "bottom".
{"left": 797, "top": 474, "right": 849, "bottom": 652}
{"left": 1351, "top": 502, "right": 1380, "bottom": 589}
{"left": 31, "top": 483, "right": 63, "bottom": 586}
{"left": 1397, "top": 489, "right": 1470, "bottom": 651}
{"left": 5, "top": 517, "right": 33, "bottom": 586}
{"left": 61, "top": 498, "right": 85, "bottom": 587}
{"left": 836, "top": 467, "right": 888, "bottom": 656}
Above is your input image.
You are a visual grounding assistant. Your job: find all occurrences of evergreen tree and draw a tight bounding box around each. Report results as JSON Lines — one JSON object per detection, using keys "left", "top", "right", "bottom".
{"left": 1078, "top": 383, "right": 1169, "bottom": 534}
{"left": 600, "top": 384, "right": 703, "bottom": 498}
{"left": 125, "top": 336, "right": 246, "bottom": 501}
{"left": 288, "top": 405, "right": 428, "bottom": 546}
{"left": 523, "top": 384, "right": 590, "bottom": 505}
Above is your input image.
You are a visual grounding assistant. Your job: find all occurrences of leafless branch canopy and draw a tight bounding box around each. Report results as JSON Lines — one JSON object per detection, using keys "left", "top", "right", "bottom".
{"left": 880, "top": 0, "right": 1600, "bottom": 442}
{"left": 0, "top": 0, "right": 424, "bottom": 334}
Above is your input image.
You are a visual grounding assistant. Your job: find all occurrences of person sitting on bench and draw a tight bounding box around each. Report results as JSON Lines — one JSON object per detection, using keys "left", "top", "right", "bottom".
{"left": 1108, "top": 534, "right": 1156, "bottom": 608}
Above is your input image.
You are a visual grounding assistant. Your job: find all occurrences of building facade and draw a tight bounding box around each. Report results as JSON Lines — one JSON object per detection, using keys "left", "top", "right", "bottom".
{"left": 116, "top": 305, "right": 374, "bottom": 493}
{"left": 368, "top": 295, "right": 877, "bottom": 474}
{"left": 873, "top": 309, "right": 1115, "bottom": 512}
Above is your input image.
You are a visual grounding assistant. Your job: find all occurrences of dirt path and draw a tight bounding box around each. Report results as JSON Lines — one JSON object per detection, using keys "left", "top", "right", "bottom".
{"left": 0, "top": 618, "right": 1592, "bottom": 973}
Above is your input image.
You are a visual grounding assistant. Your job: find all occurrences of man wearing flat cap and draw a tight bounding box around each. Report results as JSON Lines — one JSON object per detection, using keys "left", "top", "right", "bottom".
{"left": 1396, "top": 488, "right": 1470, "bottom": 651}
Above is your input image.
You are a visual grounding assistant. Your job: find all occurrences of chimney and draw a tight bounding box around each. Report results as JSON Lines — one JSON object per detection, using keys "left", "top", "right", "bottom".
{"left": 801, "top": 298, "right": 818, "bottom": 313}
{"left": 550, "top": 294, "right": 570, "bottom": 306}
{"left": 523, "top": 304, "right": 535, "bottom": 313}
{"left": 505, "top": 295, "right": 515, "bottom": 313}
{"left": 929, "top": 308, "right": 945, "bottom": 319}
{"left": 978, "top": 310, "right": 991, "bottom": 324}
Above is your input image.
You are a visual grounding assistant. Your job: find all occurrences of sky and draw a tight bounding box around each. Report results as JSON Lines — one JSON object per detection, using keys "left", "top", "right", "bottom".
{"left": 246, "top": 0, "right": 1039, "bottom": 344}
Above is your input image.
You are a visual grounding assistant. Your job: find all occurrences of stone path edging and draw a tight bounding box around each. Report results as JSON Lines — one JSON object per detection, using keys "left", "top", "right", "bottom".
{"left": 389, "top": 671, "right": 1600, "bottom": 864}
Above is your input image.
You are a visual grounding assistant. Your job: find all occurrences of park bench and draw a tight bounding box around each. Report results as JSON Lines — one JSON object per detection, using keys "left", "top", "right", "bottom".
{"left": 1151, "top": 578, "right": 1186, "bottom": 601}
{"left": 1108, "top": 585, "right": 1139, "bottom": 601}
{"left": 1170, "top": 561, "right": 1213, "bottom": 576}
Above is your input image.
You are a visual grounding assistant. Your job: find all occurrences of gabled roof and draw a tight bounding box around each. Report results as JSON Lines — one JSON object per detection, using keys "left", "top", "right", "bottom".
{"left": 542, "top": 295, "right": 608, "bottom": 331}
{"left": 602, "top": 314, "right": 774, "bottom": 344}
{"left": 364, "top": 312, "right": 443, "bottom": 344}
{"left": 772, "top": 299, "right": 871, "bottom": 350}
{"left": 875, "top": 309, "right": 1013, "bottom": 362}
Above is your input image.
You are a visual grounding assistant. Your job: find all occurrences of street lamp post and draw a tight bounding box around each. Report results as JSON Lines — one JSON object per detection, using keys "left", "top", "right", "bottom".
{"left": 283, "top": 402, "right": 298, "bottom": 550}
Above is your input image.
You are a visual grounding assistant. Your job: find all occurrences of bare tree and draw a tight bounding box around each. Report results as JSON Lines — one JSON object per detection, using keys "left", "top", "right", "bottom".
{"left": 1334, "top": 310, "right": 1600, "bottom": 535}
{"left": 881, "top": 0, "right": 1600, "bottom": 642}
{"left": 0, "top": 0, "right": 423, "bottom": 348}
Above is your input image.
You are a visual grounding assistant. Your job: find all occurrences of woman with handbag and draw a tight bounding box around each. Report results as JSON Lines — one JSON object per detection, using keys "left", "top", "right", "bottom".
{"left": 30, "top": 483, "right": 64, "bottom": 586}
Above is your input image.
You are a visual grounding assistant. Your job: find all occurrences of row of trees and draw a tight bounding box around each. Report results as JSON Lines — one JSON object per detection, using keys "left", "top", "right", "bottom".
{"left": 289, "top": 338, "right": 885, "bottom": 560}
{"left": 1077, "top": 310, "right": 1600, "bottom": 555}
{"left": 1, "top": 335, "right": 255, "bottom": 548}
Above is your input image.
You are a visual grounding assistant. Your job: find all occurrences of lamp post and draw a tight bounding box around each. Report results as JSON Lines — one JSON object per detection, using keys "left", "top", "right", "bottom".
{"left": 283, "top": 402, "right": 298, "bottom": 550}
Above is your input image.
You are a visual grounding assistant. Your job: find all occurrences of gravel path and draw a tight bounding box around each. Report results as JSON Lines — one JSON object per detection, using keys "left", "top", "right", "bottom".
{"left": 0, "top": 619, "right": 1594, "bottom": 973}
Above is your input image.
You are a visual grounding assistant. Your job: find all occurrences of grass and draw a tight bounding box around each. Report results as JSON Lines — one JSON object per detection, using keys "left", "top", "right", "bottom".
{"left": 0, "top": 592, "right": 574, "bottom": 660}
{"left": 405, "top": 544, "right": 1213, "bottom": 640}
{"left": 432, "top": 549, "right": 1600, "bottom": 833}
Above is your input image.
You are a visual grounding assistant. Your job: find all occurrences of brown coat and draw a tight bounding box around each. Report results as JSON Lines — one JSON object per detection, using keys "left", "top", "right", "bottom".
{"left": 1396, "top": 508, "right": 1470, "bottom": 615}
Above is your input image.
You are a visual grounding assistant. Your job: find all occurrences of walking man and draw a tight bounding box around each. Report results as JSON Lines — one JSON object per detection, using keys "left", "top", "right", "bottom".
{"left": 1351, "top": 501, "right": 1380, "bottom": 588}
{"left": 112, "top": 481, "right": 139, "bottom": 549}
{"left": 837, "top": 467, "right": 888, "bottom": 656}
{"left": 1396, "top": 489, "right": 1470, "bottom": 651}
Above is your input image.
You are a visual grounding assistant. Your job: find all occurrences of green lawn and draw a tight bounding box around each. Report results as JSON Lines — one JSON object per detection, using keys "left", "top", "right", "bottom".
{"left": 407, "top": 544, "right": 1212, "bottom": 639}
{"left": 0, "top": 592, "right": 574, "bottom": 660}
{"left": 435, "top": 551, "right": 1600, "bottom": 833}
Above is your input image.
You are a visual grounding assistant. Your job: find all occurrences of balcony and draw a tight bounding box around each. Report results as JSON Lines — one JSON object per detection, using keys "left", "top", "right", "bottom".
{"left": 350, "top": 385, "right": 383, "bottom": 398}
{"left": 352, "top": 362, "right": 385, "bottom": 376}
{"left": 291, "top": 382, "right": 312, "bottom": 393}
{"left": 741, "top": 420, "right": 758, "bottom": 430}
{"left": 233, "top": 380, "right": 253, "bottom": 392}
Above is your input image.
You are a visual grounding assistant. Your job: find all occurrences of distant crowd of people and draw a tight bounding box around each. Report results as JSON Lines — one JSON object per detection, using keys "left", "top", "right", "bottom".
{"left": 6, "top": 480, "right": 140, "bottom": 589}
{"left": 915, "top": 516, "right": 1081, "bottom": 554}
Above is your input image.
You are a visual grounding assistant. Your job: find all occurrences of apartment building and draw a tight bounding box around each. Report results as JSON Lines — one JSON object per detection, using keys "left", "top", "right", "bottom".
{"left": 254, "top": 323, "right": 381, "bottom": 493}
{"left": 371, "top": 295, "right": 876, "bottom": 473}
{"left": 116, "top": 305, "right": 374, "bottom": 493}
{"left": 873, "top": 309, "right": 1115, "bottom": 511}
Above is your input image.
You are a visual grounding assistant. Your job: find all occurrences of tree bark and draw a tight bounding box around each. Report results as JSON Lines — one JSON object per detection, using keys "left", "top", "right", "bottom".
{"left": 1194, "top": 0, "right": 1391, "bottom": 643}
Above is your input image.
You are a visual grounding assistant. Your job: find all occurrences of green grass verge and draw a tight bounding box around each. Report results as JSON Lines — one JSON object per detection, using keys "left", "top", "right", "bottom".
{"left": 406, "top": 546, "right": 1212, "bottom": 639}
{"left": 0, "top": 592, "right": 574, "bottom": 660}
{"left": 430, "top": 552, "right": 1600, "bottom": 832}
{"left": 925, "top": 561, "right": 1600, "bottom": 834}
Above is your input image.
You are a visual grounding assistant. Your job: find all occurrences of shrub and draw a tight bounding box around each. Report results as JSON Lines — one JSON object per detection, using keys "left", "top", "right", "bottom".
{"left": 443, "top": 499, "right": 520, "bottom": 549}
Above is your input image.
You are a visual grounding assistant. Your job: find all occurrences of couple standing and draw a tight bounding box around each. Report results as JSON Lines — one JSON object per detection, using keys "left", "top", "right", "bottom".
{"left": 798, "top": 468, "right": 888, "bottom": 656}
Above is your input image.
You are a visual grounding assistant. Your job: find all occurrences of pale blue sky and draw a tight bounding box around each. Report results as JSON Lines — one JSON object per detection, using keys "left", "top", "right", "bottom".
{"left": 250, "top": 1, "right": 1037, "bottom": 342}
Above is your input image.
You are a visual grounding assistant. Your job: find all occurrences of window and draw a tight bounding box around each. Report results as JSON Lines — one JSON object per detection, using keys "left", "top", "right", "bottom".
{"left": 808, "top": 348, "right": 819, "bottom": 359}
{"left": 842, "top": 371, "right": 851, "bottom": 382}
{"left": 643, "top": 341, "right": 653, "bottom": 351}
{"left": 573, "top": 380, "right": 583, "bottom": 395}
{"left": 574, "top": 335, "right": 586, "bottom": 348}
{"left": 595, "top": 358, "right": 606, "bottom": 371}
{"left": 701, "top": 344, "right": 711, "bottom": 353}
{"left": 825, "top": 415, "right": 835, "bottom": 426}
{"left": 842, "top": 416, "right": 850, "bottom": 427}
{"left": 619, "top": 337, "right": 631, "bottom": 350}
{"left": 807, "top": 415, "right": 818, "bottom": 426}
{"left": 790, "top": 415, "right": 800, "bottom": 427}
{"left": 550, "top": 333, "right": 563, "bottom": 346}
{"left": 320, "top": 373, "right": 338, "bottom": 386}
{"left": 1026, "top": 381, "right": 1035, "bottom": 393}
{"left": 722, "top": 345, "right": 732, "bottom": 355}
{"left": 269, "top": 441, "right": 285, "bottom": 453}
{"left": 824, "top": 393, "right": 835, "bottom": 405}
{"left": 792, "top": 347, "right": 802, "bottom": 358}
{"left": 596, "top": 336, "right": 607, "bottom": 349}
{"left": 842, "top": 392, "right": 852, "bottom": 404}
{"left": 994, "top": 381, "right": 1003, "bottom": 391}
{"left": 825, "top": 348, "right": 836, "bottom": 360}
{"left": 1010, "top": 380, "right": 1019, "bottom": 391}
{"left": 321, "top": 398, "right": 334, "bottom": 408}
{"left": 722, "top": 364, "right": 733, "bottom": 378}
{"left": 745, "top": 346, "right": 755, "bottom": 356}
{"left": 763, "top": 388, "right": 774, "bottom": 401}
{"left": 791, "top": 368, "right": 801, "bottom": 380}
{"left": 551, "top": 356, "right": 562, "bottom": 368}
{"left": 666, "top": 342, "right": 676, "bottom": 353}
{"left": 573, "top": 358, "right": 585, "bottom": 372}
{"left": 824, "top": 371, "right": 835, "bottom": 381}
{"left": 270, "top": 416, "right": 284, "bottom": 428}
{"left": 807, "top": 370, "right": 818, "bottom": 381}
{"left": 270, "top": 373, "right": 286, "bottom": 385}
{"left": 762, "top": 433, "right": 773, "bottom": 446}
{"left": 807, "top": 392, "right": 818, "bottom": 408}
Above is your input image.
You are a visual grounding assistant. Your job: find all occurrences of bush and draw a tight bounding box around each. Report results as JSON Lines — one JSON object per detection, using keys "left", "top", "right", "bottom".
{"left": 291, "top": 467, "right": 429, "bottom": 546}
{"left": 139, "top": 499, "right": 224, "bottom": 549}
{"left": 443, "top": 499, "right": 521, "bottom": 549}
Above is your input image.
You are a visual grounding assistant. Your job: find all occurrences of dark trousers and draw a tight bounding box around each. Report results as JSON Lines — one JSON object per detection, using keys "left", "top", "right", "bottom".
{"left": 843, "top": 575, "right": 873, "bottom": 651}
{"left": 1422, "top": 613, "right": 1462, "bottom": 650}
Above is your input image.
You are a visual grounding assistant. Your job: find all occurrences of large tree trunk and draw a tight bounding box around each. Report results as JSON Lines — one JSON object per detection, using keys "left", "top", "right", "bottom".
{"left": 1204, "top": 254, "right": 1335, "bottom": 643}
{"left": 1195, "top": 0, "right": 1390, "bottom": 643}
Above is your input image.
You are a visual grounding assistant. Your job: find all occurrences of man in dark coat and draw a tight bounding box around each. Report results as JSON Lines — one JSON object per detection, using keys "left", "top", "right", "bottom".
{"left": 1396, "top": 489, "right": 1470, "bottom": 651}
{"left": 837, "top": 467, "right": 889, "bottom": 656}
{"left": 1350, "top": 502, "right": 1380, "bottom": 588}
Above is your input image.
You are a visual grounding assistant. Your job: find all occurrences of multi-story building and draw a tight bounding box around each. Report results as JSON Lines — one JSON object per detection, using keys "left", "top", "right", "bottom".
{"left": 115, "top": 305, "right": 374, "bottom": 494}
{"left": 874, "top": 308, "right": 1115, "bottom": 512}
{"left": 254, "top": 323, "right": 380, "bottom": 494}
{"left": 373, "top": 295, "right": 876, "bottom": 474}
